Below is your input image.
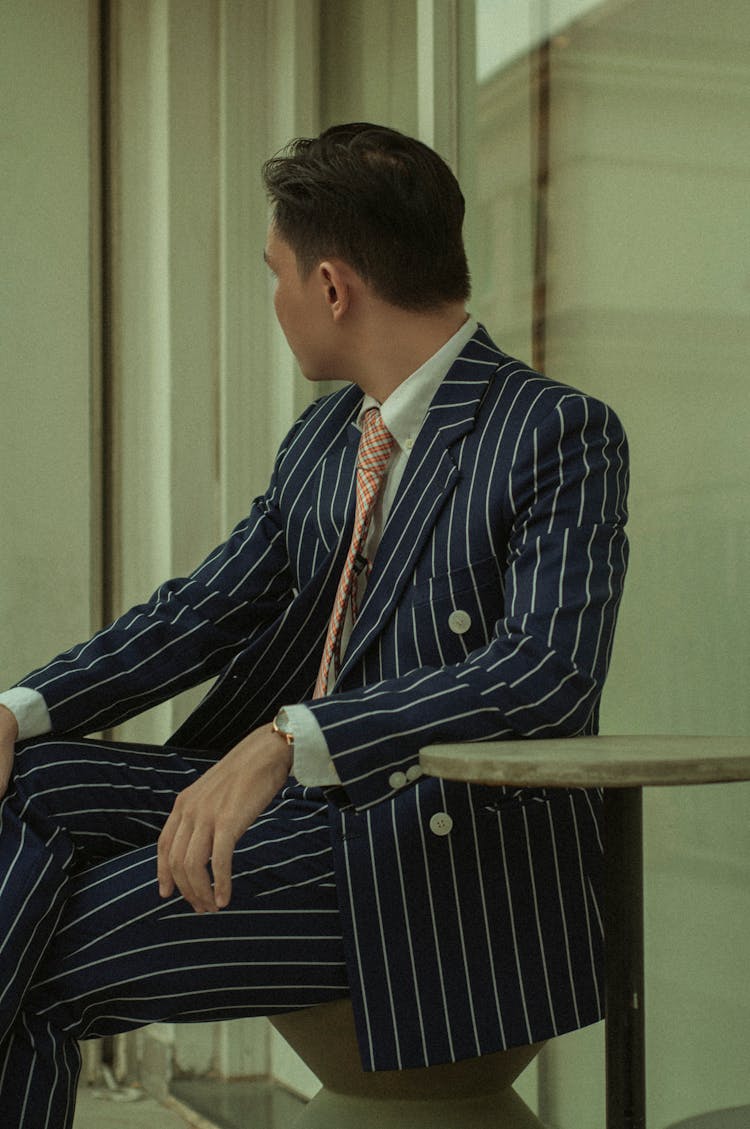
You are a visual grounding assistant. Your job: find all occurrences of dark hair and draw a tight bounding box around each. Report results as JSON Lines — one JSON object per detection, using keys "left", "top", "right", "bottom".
{"left": 262, "top": 123, "right": 471, "bottom": 311}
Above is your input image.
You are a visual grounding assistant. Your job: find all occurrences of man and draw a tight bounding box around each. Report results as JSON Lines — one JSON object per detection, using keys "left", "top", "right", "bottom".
{"left": 0, "top": 123, "right": 628, "bottom": 1127}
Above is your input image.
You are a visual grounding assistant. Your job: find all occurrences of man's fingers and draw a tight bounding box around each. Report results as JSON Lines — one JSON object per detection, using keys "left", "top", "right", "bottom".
{"left": 210, "top": 830, "right": 236, "bottom": 910}
{"left": 168, "top": 821, "right": 209, "bottom": 912}
{"left": 182, "top": 825, "right": 219, "bottom": 913}
{"left": 157, "top": 817, "right": 177, "bottom": 899}
{"left": 159, "top": 815, "right": 200, "bottom": 909}
{"left": 154, "top": 727, "right": 289, "bottom": 912}
{"left": 159, "top": 808, "right": 223, "bottom": 914}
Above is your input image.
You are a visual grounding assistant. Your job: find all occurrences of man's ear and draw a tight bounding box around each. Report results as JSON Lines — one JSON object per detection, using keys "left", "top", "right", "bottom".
{"left": 319, "top": 260, "right": 352, "bottom": 320}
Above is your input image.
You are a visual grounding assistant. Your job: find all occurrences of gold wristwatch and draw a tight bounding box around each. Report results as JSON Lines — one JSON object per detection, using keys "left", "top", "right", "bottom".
{"left": 272, "top": 709, "right": 295, "bottom": 748}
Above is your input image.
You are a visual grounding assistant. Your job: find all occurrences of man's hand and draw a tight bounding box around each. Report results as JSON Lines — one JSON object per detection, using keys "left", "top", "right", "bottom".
{"left": 157, "top": 723, "right": 293, "bottom": 914}
{"left": 0, "top": 704, "right": 19, "bottom": 801}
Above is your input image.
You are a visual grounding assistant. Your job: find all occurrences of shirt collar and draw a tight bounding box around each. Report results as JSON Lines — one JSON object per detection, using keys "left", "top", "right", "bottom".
{"left": 356, "top": 315, "right": 478, "bottom": 452}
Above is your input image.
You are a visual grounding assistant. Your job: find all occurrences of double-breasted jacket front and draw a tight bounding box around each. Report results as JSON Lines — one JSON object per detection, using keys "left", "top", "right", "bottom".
{"left": 22, "top": 326, "right": 629, "bottom": 1069}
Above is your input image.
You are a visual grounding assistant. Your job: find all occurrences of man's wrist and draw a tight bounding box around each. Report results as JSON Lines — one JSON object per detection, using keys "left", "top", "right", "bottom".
{"left": 0, "top": 704, "right": 19, "bottom": 743}
{"left": 277, "top": 703, "right": 340, "bottom": 787}
{"left": 0, "top": 687, "right": 51, "bottom": 741}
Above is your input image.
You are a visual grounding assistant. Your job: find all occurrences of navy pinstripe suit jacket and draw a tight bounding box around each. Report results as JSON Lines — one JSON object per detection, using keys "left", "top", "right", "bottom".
{"left": 20, "top": 325, "right": 629, "bottom": 1069}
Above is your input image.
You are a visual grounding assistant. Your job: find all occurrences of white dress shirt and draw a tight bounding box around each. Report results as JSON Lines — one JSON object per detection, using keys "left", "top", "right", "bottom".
{"left": 0, "top": 316, "right": 478, "bottom": 788}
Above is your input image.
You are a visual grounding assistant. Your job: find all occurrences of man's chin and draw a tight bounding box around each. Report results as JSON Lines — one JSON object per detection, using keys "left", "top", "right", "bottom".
{"left": 301, "top": 369, "right": 351, "bottom": 386}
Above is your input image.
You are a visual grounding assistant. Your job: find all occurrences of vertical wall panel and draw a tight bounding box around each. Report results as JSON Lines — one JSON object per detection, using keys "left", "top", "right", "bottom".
{"left": 221, "top": 0, "right": 321, "bottom": 531}
{"left": 0, "top": 0, "right": 101, "bottom": 684}
{"left": 320, "top": 0, "right": 419, "bottom": 133}
{"left": 110, "top": 0, "right": 321, "bottom": 745}
{"left": 108, "top": 0, "right": 323, "bottom": 1094}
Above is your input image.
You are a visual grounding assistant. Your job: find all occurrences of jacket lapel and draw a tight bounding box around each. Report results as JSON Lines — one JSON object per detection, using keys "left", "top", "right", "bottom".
{"left": 333, "top": 325, "right": 501, "bottom": 685}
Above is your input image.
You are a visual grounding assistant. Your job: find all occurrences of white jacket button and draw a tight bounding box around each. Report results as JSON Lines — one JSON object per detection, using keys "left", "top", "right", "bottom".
{"left": 388, "top": 771, "right": 407, "bottom": 790}
{"left": 406, "top": 764, "right": 423, "bottom": 782}
{"left": 429, "top": 811, "right": 454, "bottom": 836}
{"left": 448, "top": 609, "right": 471, "bottom": 634}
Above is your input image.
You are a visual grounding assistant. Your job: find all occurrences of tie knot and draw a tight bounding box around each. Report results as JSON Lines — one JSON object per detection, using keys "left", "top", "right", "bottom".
{"left": 359, "top": 408, "right": 394, "bottom": 473}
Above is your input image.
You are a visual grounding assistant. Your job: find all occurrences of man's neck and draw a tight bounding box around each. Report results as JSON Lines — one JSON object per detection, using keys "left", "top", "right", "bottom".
{"left": 350, "top": 303, "right": 469, "bottom": 403}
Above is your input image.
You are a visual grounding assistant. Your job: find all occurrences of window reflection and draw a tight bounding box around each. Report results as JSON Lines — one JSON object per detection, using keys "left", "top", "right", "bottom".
{"left": 472, "top": 0, "right": 750, "bottom": 735}
{"left": 470, "top": 6, "right": 750, "bottom": 1123}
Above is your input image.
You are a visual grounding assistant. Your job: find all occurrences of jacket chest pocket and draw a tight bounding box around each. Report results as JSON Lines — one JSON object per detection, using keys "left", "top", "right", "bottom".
{"left": 399, "top": 556, "right": 504, "bottom": 668}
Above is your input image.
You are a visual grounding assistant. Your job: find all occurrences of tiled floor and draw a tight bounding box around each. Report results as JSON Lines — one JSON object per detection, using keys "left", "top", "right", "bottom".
{"left": 171, "top": 1079, "right": 305, "bottom": 1129}
{"left": 73, "top": 1084, "right": 202, "bottom": 1128}
{"left": 73, "top": 1080, "right": 306, "bottom": 1129}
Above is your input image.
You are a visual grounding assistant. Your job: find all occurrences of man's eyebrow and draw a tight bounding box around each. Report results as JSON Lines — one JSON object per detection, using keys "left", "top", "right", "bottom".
{"left": 263, "top": 249, "right": 273, "bottom": 269}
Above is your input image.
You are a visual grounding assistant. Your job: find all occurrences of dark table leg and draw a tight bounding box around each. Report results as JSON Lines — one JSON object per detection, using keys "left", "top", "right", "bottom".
{"left": 604, "top": 786, "right": 646, "bottom": 1129}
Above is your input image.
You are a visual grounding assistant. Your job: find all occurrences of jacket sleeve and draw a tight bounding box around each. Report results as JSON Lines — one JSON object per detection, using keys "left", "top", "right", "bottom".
{"left": 15, "top": 425, "right": 305, "bottom": 738}
{"left": 306, "top": 393, "right": 630, "bottom": 811}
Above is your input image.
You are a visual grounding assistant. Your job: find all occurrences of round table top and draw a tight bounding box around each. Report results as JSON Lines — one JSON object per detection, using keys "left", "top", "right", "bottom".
{"left": 419, "top": 735, "right": 750, "bottom": 789}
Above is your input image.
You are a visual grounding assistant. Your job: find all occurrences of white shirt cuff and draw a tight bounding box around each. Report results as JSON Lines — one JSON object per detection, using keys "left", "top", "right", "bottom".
{"left": 278, "top": 704, "right": 341, "bottom": 786}
{"left": 0, "top": 687, "right": 52, "bottom": 741}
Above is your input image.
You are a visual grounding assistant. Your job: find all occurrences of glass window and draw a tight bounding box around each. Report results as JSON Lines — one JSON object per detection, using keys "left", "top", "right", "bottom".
{"left": 470, "top": 0, "right": 750, "bottom": 738}
{"left": 468, "top": 7, "right": 750, "bottom": 1124}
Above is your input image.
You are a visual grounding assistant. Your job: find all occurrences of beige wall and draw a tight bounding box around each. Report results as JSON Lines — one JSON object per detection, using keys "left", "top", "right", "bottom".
{"left": 0, "top": 0, "right": 101, "bottom": 685}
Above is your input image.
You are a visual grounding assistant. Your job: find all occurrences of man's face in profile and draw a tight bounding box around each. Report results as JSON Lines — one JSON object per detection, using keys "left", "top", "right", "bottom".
{"left": 264, "top": 224, "right": 336, "bottom": 384}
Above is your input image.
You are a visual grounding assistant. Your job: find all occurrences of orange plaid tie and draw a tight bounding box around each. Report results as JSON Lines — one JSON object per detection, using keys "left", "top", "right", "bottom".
{"left": 313, "top": 407, "right": 395, "bottom": 698}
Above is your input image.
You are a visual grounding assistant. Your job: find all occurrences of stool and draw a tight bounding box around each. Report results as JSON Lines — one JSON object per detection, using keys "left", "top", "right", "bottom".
{"left": 664, "top": 1110, "right": 750, "bottom": 1128}
{"left": 270, "top": 997, "right": 547, "bottom": 1128}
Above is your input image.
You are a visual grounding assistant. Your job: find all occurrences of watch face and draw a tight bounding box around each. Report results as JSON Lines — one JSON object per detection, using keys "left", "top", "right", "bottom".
{"left": 273, "top": 712, "right": 294, "bottom": 745}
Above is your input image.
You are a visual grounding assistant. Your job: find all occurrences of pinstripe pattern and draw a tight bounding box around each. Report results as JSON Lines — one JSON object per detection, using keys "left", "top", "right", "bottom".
{"left": 0, "top": 739, "right": 346, "bottom": 1128}
{"left": 9, "top": 325, "right": 629, "bottom": 1079}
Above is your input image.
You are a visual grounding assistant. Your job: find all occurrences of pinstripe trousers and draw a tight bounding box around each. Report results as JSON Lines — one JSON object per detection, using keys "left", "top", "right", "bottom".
{"left": 0, "top": 737, "right": 349, "bottom": 1129}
